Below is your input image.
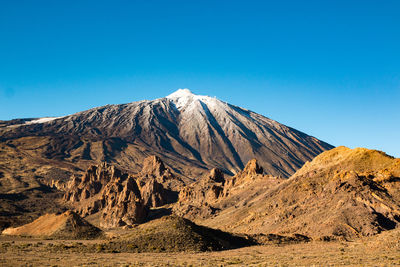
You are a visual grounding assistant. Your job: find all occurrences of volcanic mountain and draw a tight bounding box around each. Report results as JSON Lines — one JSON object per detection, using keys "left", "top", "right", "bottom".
{"left": 0, "top": 89, "right": 332, "bottom": 189}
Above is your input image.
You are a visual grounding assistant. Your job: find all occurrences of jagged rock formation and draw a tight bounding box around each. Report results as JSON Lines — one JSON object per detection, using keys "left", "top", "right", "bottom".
{"left": 136, "top": 155, "right": 184, "bottom": 207}
{"left": 64, "top": 157, "right": 180, "bottom": 228}
{"left": 199, "top": 147, "right": 400, "bottom": 240}
{"left": 141, "top": 155, "right": 168, "bottom": 177}
{"left": 222, "top": 159, "right": 266, "bottom": 196}
{"left": 139, "top": 179, "right": 172, "bottom": 208}
{"left": 99, "top": 176, "right": 147, "bottom": 228}
{"left": 178, "top": 168, "right": 225, "bottom": 206}
{"left": 173, "top": 159, "right": 283, "bottom": 220}
{"left": 47, "top": 179, "right": 67, "bottom": 191}
{"left": 1, "top": 211, "right": 102, "bottom": 239}
{"left": 173, "top": 168, "right": 226, "bottom": 219}
{"left": 64, "top": 163, "right": 147, "bottom": 228}
{"left": 0, "top": 89, "right": 333, "bottom": 184}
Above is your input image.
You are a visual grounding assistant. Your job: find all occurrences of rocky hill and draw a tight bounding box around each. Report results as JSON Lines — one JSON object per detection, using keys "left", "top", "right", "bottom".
{"left": 2, "top": 211, "right": 102, "bottom": 239}
{"left": 113, "top": 215, "right": 255, "bottom": 252}
{"left": 184, "top": 147, "right": 400, "bottom": 240}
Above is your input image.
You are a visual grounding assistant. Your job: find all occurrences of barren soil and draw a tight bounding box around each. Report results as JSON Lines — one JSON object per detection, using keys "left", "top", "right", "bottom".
{"left": 0, "top": 234, "right": 399, "bottom": 266}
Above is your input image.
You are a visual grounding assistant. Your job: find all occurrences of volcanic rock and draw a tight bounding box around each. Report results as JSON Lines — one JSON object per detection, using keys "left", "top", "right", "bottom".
{"left": 100, "top": 176, "right": 147, "bottom": 228}
{"left": 173, "top": 160, "right": 282, "bottom": 222}
{"left": 63, "top": 157, "right": 181, "bottom": 228}
{"left": 139, "top": 179, "right": 172, "bottom": 208}
{"left": 180, "top": 168, "right": 226, "bottom": 205}
{"left": 141, "top": 155, "right": 167, "bottom": 177}
{"left": 222, "top": 159, "right": 268, "bottom": 196}
{"left": 173, "top": 168, "right": 226, "bottom": 219}
{"left": 139, "top": 155, "right": 184, "bottom": 190}
{"left": 136, "top": 156, "right": 183, "bottom": 207}
{"left": 64, "top": 163, "right": 147, "bottom": 228}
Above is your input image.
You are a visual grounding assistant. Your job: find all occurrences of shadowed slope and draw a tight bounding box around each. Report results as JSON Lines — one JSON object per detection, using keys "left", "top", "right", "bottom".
{"left": 113, "top": 216, "right": 254, "bottom": 252}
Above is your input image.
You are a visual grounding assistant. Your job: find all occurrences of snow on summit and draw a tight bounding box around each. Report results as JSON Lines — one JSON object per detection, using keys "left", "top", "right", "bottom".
{"left": 166, "top": 88, "right": 195, "bottom": 98}
{"left": 166, "top": 89, "right": 221, "bottom": 111}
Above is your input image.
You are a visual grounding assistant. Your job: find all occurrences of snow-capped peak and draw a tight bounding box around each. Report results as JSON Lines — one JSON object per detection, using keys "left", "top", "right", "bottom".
{"left": 166, "top": 88, "right": 195, "bottom": 99}
{"left": 165, "top": 89, "right": 221, "bottom": 111}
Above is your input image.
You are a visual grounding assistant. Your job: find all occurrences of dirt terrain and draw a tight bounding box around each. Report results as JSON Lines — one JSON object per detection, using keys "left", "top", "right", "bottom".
{"left": 0, "top": 233, "right": 399, "bottom": 266}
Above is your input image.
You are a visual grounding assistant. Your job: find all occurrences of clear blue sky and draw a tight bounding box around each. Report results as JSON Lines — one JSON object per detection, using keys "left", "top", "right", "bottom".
{"left": 0, "top": 0, "right": 399, "bottom": 157}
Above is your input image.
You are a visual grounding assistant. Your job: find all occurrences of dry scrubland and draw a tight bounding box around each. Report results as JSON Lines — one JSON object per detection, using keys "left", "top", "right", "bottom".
{"left": 0, "top": 235, "right": 400, "bottom": 266}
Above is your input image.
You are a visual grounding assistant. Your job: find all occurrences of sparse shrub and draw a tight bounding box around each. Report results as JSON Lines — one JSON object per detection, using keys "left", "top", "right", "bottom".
{"left": 1, "top": 242, "right": 11, "bottom": 248}
{"left": 96, "top": 244, "right": 104, "bottom": 252}
{"left": 127, "top": 243, "right": 137, "bottom": 250}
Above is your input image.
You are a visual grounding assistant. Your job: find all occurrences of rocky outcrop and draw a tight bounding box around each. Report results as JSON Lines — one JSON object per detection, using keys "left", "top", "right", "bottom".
{"left": 242, "top": 159, "right": 264, "bottom": 176}
{"left": 223, "top": 159, "right": 267, "bottom": 197}
{"left": 178, "top": 168, "right": 225, "bottom": 205}
{"left": 100, "top": 176, "right": 147, "bottom": 228}
{"left": 64, "top": 157, "right": 181, "bottom": 228}
{"left": 173, "top": 160, "right": 280, "bottom": 220}
{"left": 64, "top": 163, "right": 147, "bottom": 228}
{"left": 141, "top": 155, "right": 167, "bottom": 177}
{"left": 42, "top": 179, "right": 67, "bottom": 191}
{"left": 137, "top": 155, "right": 183, "bottom": 207}
{"left": 63, "top": 163, "right": 120, "bottom": 203}
{"left": 173, "top": 168, "right": 225, "bottom": 219}
{"left": 139, "top": 179, "right": 171, "bottom": 208}
{"left": 139, "top": 155, "right": 184, "bottom": 191}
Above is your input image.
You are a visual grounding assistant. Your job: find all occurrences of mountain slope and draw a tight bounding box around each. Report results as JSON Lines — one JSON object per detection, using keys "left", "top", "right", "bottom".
{"left": 0, "top": 89, "right": 332, "bottom": 181}
{"left": 197, "top": 147, "right": 400, "bottom": 240}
